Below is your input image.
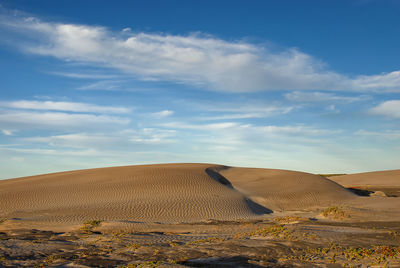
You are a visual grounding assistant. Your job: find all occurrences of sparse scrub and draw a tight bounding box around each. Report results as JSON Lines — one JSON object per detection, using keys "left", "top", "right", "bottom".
{"left": 251, "top": 224, "right": 292, "bottom": 239}
{"left": 81, "top": 219, "right": 102, "bottom": 233}
{"left": 280, "top": 244, "right": 400, "bottom": 267}
{"left": 126, "top": 243, "right": 141, "bottom": 251}
{"left": 119, "top": 261, "right": 164, "bottom": 268}
{"left": 187, "top": 236, "right": 225, "bottom": 245}
{"left": 321, "top": 206, "right": 348, "bottom": 219}
{"left": 273, "top": 216, "right": 309, "bottom": 224}
{"left": 389, "top": 230, "right": 400, "bottom": 238}
{"left": 168, "top": 241, "right": 179, "bottom": 247}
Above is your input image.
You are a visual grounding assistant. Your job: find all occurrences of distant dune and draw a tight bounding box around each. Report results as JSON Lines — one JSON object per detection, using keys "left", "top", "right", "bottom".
{"left": 0, "top": 164, "right": 357, "bottom": 224}
{"left": 329, "top": 170, "right": 400, "bottom": 197}
{"left": 330, "top": 169, "right": 400, "bottom": 187}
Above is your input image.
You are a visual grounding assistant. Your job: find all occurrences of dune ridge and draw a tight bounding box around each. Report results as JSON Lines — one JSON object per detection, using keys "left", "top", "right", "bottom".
{"left": 0, "top": 163, "right": 357, "bottom": 224}
{"left": 330, "top": 169, "right": 400, "bottom": 187}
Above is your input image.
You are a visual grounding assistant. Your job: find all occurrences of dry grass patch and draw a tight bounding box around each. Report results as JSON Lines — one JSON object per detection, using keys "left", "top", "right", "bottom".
{"left": 321, "top": 206, "right": 348, "bottom": 220}
{"left": 281, "top": 244, "right": 400, "bottom": 267}
{"left": 273, "top": 216, "right": 309, "bottom": 224}
{"left": 119, "top": 261, "right": 164, "bottom": 268}
{"left": 81, "top": 219, "right": 102, "bottom": 233}
{"left": 187, "top": 236, "right": 225, "bottom": 245}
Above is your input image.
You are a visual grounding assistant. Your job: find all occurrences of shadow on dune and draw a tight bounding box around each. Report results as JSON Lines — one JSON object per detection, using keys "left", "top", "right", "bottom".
{"left": 205, "top": 167, "right": 233, "bottom": 188}
{"left": 205, "top": 167, "right": 272, "bottom": 215}
{"left": 245, "top": 198, "right": 273, "bottom": 214}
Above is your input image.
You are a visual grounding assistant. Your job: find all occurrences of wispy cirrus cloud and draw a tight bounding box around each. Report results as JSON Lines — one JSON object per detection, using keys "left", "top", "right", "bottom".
{"left": 48, "top": 71, "right": 120, "bottom": 80}
{"left": 24, "top": 129, "right": 176, "bottom": 149}
{"left": 179, "top": 101, "right": 294, "bottom": 120}
{"left": 355, "top": 129, "right": 400, "bottom": 140}
{"left": 285, "top": 91, "right": 367, "bottom": 103}
{"left": 0, "top": 99, "right": 132, "bottom": 131}
{"left": 369, "top": 100, "right": 400, "bottom": 119}
{"left": 0, "top": 111, "right": 130, "bottom": 130}
{"left": 0, "top": 100, "right": 131, "bottom": 113}
{"left": 150, "top": 110, "right": 174, "bottom": 118}
{"left": 1, "top": 12, "right": 400, "bottom": 93}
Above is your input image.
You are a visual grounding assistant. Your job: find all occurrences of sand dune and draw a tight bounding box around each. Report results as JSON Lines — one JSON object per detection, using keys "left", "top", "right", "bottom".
{"left": 330, "top": 169, "right": 400, "bottom": 187}
{"left": 0, "top": 163, "right": 357, "bottom": 224}
{"left": 218, "top": 167, "right": 356, "bottom": 211}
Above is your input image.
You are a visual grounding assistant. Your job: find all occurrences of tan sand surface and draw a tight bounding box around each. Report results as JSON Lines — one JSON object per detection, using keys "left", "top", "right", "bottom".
{"left": 2, "top": 164, "right": 400, "bottom": 267}
{"left": 0, "top": 164, "right": 258, "bottom": 223}
{"left": 218, "top": 167, "right": 357, "bottom": 211}
{"left": 330, "top": 169, "right": 400, "bottom": 187}
{"left": 0, "top": 163, "right": 360, "bottom": 226}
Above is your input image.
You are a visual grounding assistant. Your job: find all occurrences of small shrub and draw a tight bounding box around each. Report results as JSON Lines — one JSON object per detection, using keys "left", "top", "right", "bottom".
{"left": 81, "top": 219, "right": 102, "bottom": 233}
{"left": 321, "top": 206, "right": 348, "bottom": 219}
{"left": 273, "top": 216, "right": 309, "bottom": 224}
{"left": 83, "top": 219, "right": 102, "bottom": 227}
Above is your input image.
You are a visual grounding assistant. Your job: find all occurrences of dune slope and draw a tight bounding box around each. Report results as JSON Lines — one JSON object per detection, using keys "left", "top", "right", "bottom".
{"left": 0, "top": 163, "right": 357, "bottom": 224}
{"left": 0, "top": 164, "right": 259, "bottom": 223}
{"left": 218, "top": 167, "right": 357, "bottom": 211}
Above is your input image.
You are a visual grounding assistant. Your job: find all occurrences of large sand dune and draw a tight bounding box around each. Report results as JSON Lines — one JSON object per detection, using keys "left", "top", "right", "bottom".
{"left": 0, "top": 164, "right": 357, "bottom": 224}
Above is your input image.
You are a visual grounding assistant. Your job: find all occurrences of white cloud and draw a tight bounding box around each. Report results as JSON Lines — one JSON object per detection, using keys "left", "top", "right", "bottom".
{"left": 1, "top": 129, "right": 13, "bottom": 136}
{"left": 162, "top": 121, "right": 335, "bottom": 136}
{"left": 127, "top": 128, "right": 176, "bottom": 144}
{"left": 187, "top": 102, "right": 294, "bottom": 120}
{"left": 0, "top": 111, "right": 129, "bottom": 130}
{"left": 151, "top": 110, "right": 174, "bottom": 118}
{"left": 25, "top": 133, "right": 119, "bottom": 148}
{"left": 1, "top": 14, "right": 399, "bottom": 92}
{"left": 5, "top": 147, "right": 100, "bottom": 157}
{"left": 369, "top": 100, "right": 400, "bottom": 119}
{"left": 356, "top": 129, "right": 400, "bottom": 139}
{"left": 353, "top": 71, "right": 400, "bottom": 90}
{"left": 0, "top": 100, "right": 131, "bottom": 114}
{"left": 285, "top": 91, "right": 365, "bottom": 102}
{"left": 48, "top": 71, "right": 119, "bottom": 79}
{"left": 78, "top": 80, "right": 126, "bottom": 91}
{"left": 24, "top": 129, "right": 176, "bottom": 149}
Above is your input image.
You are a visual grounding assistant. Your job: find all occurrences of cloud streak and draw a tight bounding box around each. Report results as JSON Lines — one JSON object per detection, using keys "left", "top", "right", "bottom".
{"left": 285, "top": 91, "right": 366, "bottom": 103}
{"left": 0, "top": 111, "right": 130, "bottom": 130}
{"left": 1, "top": 13, "right": 399, "bottom": 92}
{"left": 0, "top": 100, "right": 131, "bottom": 114}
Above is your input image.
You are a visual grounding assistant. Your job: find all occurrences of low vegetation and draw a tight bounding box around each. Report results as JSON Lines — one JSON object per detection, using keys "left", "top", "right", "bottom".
{"left": 281, "top": 244, "right": 400, "bottom": 267}
{"left": 119, "top": 261, "right": 164, "bottom": 268}
{"left": 321, "top": 206, "right": 348, "bottom": 219}
{"left": 273, "top": 216, "right": 309, "bottom": 224}
{"left": 81, "top": 219, "right": 102, "bottom": 233}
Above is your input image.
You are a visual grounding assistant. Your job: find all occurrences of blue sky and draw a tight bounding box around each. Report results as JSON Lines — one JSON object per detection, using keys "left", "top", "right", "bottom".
{"left": 0, "top": 0, "right": 399, "bottom": 179}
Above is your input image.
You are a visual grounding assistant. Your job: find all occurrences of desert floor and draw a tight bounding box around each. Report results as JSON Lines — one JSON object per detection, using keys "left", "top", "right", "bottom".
{"left": 1, "top": 164, "right": 400, "bottom": 267}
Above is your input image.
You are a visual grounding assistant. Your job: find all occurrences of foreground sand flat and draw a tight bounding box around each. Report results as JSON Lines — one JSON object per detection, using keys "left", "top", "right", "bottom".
{"left": 1, "top": 164, "right": 400, "bottom": 267}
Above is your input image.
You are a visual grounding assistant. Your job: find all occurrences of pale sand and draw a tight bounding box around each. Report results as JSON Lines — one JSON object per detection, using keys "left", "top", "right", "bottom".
{"left": 330, "top": 169, "right": 400, "bottom": 187}
{"left": 0, "top": 163, "right": 359, "bottom": 225}
{"left": 2, "top": 164, "right": 400, "bottom": 267}
{"left": 218, "top": 167, "right": 356, "bottom": 211}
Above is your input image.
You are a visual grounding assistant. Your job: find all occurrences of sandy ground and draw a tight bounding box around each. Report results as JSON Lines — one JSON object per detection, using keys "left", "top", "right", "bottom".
{"left": 330, "top": 170, "right": 400, "bottom": 198}
{"left": 1, "top": 164, "right": 400, "bottom": 267}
